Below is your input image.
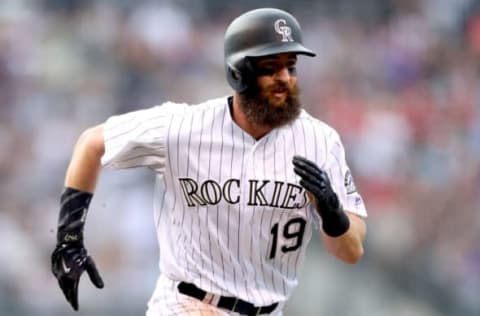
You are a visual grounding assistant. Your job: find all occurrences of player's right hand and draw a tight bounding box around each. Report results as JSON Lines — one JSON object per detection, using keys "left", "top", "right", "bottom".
{"left": 51, "top": 243, "right": 104, "bottom": 311}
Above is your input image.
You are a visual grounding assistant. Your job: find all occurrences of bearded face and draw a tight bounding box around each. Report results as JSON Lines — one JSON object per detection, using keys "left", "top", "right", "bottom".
{"left": 237, "top": 74, "right": 302, "bottom": 128}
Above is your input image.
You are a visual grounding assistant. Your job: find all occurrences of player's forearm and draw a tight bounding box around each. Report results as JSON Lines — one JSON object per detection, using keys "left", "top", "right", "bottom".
{"left": 322, "top": 212, "right": 366, "bottom": 264}
{"left": 64, "top": 124, "right": 105, "bottom": 192}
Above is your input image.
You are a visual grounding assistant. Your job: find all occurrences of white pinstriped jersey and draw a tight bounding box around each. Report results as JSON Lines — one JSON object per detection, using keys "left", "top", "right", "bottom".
{"left": 101, "top": 96, "right": 367, "bottom": 307}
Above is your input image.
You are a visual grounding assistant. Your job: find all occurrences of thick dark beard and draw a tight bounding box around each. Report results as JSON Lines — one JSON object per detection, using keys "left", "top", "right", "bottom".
{"left": 238, "top": 83, "right": 301, "bottom": 128}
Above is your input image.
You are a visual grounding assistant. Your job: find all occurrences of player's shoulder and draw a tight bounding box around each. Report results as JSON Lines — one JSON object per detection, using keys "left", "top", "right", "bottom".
{"left": 159, "top": 96, "right": 227, "bottom": 114}
{"left": 296, "top": 109, "right": 341, "bottom": 140}
{"left": 191, "top": 96, "right": 229, "bottom": 111}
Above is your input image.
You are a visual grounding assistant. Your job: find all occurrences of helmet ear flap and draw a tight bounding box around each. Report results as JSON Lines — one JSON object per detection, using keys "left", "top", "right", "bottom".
{"left": 226, "top": 59, "right": 257, "bottom": 93}
{"left": 226, "top": 64, "right": 248, "bottom": 93}
{"left": 230, "top": 67, "right": 241, "bottom": 80}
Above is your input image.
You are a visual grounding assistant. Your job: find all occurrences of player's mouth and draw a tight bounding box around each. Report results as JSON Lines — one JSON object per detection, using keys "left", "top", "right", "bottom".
{"left": 273, "top": 90, "right": 287, "bottom": 97}
{"left": 270, "top": 88, "right": 288, "bottom": 103}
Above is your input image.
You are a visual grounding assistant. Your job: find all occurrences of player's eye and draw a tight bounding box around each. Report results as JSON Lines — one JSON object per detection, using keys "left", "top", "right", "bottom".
{"left": 253, "top": 58, "right": 297, "bottom": 76}
{"left": 287, "top": 66, "right": 296, "bottom": 75}
{"left": 254, "top": 61, "right": 277, "bottom": 76}
{"left": 256, "top": 66, "right": 276, "bottom": 76}
{"left": 286, "top": 60, "right": 297, "bottom": 73}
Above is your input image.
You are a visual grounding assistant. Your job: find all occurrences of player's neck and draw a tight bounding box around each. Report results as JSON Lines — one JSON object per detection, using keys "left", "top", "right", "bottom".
{"left": 231, "top": 96, "right": 272, "bottom": 140}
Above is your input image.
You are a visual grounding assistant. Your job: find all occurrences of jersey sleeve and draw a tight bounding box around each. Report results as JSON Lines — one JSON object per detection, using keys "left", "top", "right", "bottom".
{"left": 325, "top": 130, "right": 368, "bottom": 218}
{"left": 101, "top": 102, "right": 187, "bottom": 171}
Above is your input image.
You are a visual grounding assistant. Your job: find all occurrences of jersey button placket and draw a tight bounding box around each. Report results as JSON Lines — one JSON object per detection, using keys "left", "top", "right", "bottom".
{"left": 241, "top": 141, "right": 259, "bottom": 285}
{"left": 243, "top": 139, "right": 265, "bottom": 222}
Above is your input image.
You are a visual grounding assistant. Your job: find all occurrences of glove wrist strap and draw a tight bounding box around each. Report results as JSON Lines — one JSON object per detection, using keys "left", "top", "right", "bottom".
{"left": 57, "top": 187, "right": 93, "bottom": 244}
{"left": 321, "top": 204, "right": 350, "bottom": 237}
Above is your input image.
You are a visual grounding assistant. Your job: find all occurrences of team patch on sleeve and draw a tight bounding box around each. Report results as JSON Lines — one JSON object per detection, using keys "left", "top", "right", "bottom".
{"left": 344, "top": 169, "right": 357, "bottom": 194}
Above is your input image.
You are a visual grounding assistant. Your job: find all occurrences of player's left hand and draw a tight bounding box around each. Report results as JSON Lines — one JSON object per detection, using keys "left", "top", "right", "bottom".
{"left": 51, "top": 243, "right": 104, "bottom": 311}
{"left": 292, "top": 155, "right": 350, "bottom": 237}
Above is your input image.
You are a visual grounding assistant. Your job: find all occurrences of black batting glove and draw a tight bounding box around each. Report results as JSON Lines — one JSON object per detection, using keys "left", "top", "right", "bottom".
{"left": 292, "top": 156, "right": 350, "bottom": 237}
{"left": 51, "top": 187, "right": 104, "bottom": 311}
{"left": 51, "top": 243, "right": 104, "bottom": 310}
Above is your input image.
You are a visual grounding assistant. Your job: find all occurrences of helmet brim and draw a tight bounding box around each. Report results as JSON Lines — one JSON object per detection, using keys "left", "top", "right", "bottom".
{"left": 227, "top": 42, "right": 315, "bottom": 69}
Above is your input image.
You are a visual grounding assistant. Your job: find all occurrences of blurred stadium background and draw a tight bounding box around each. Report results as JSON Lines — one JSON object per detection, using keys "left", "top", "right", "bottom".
{"left": 0, "top": 0, "right": 479, "bottom": 315}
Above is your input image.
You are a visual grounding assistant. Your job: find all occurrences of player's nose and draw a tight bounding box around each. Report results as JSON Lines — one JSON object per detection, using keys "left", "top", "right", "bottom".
{"left": 274, "top": 66, "right": 294, "bottom": 83}
{"left": 273, "top": 67, "right": 291, "bottom": 82}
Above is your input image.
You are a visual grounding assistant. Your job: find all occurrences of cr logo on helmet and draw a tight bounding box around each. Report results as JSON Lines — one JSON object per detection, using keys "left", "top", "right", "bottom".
{"left": 274, "top": 19, "right": 293, "bottom": 42}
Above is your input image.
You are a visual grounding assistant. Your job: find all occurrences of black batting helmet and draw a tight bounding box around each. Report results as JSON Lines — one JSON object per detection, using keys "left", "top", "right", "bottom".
{"left": 224, "top": 8, "right": 316, "bottom": 92}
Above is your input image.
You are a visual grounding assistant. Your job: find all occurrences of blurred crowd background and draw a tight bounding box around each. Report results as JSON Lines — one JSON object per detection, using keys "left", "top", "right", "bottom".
{"left": 0, "top": 0, "right": 479, "bottom": 315}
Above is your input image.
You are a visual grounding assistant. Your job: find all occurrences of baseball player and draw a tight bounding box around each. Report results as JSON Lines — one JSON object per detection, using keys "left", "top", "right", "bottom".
{"left": 51, "top": 8, "right": 367, "bottom": 316}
